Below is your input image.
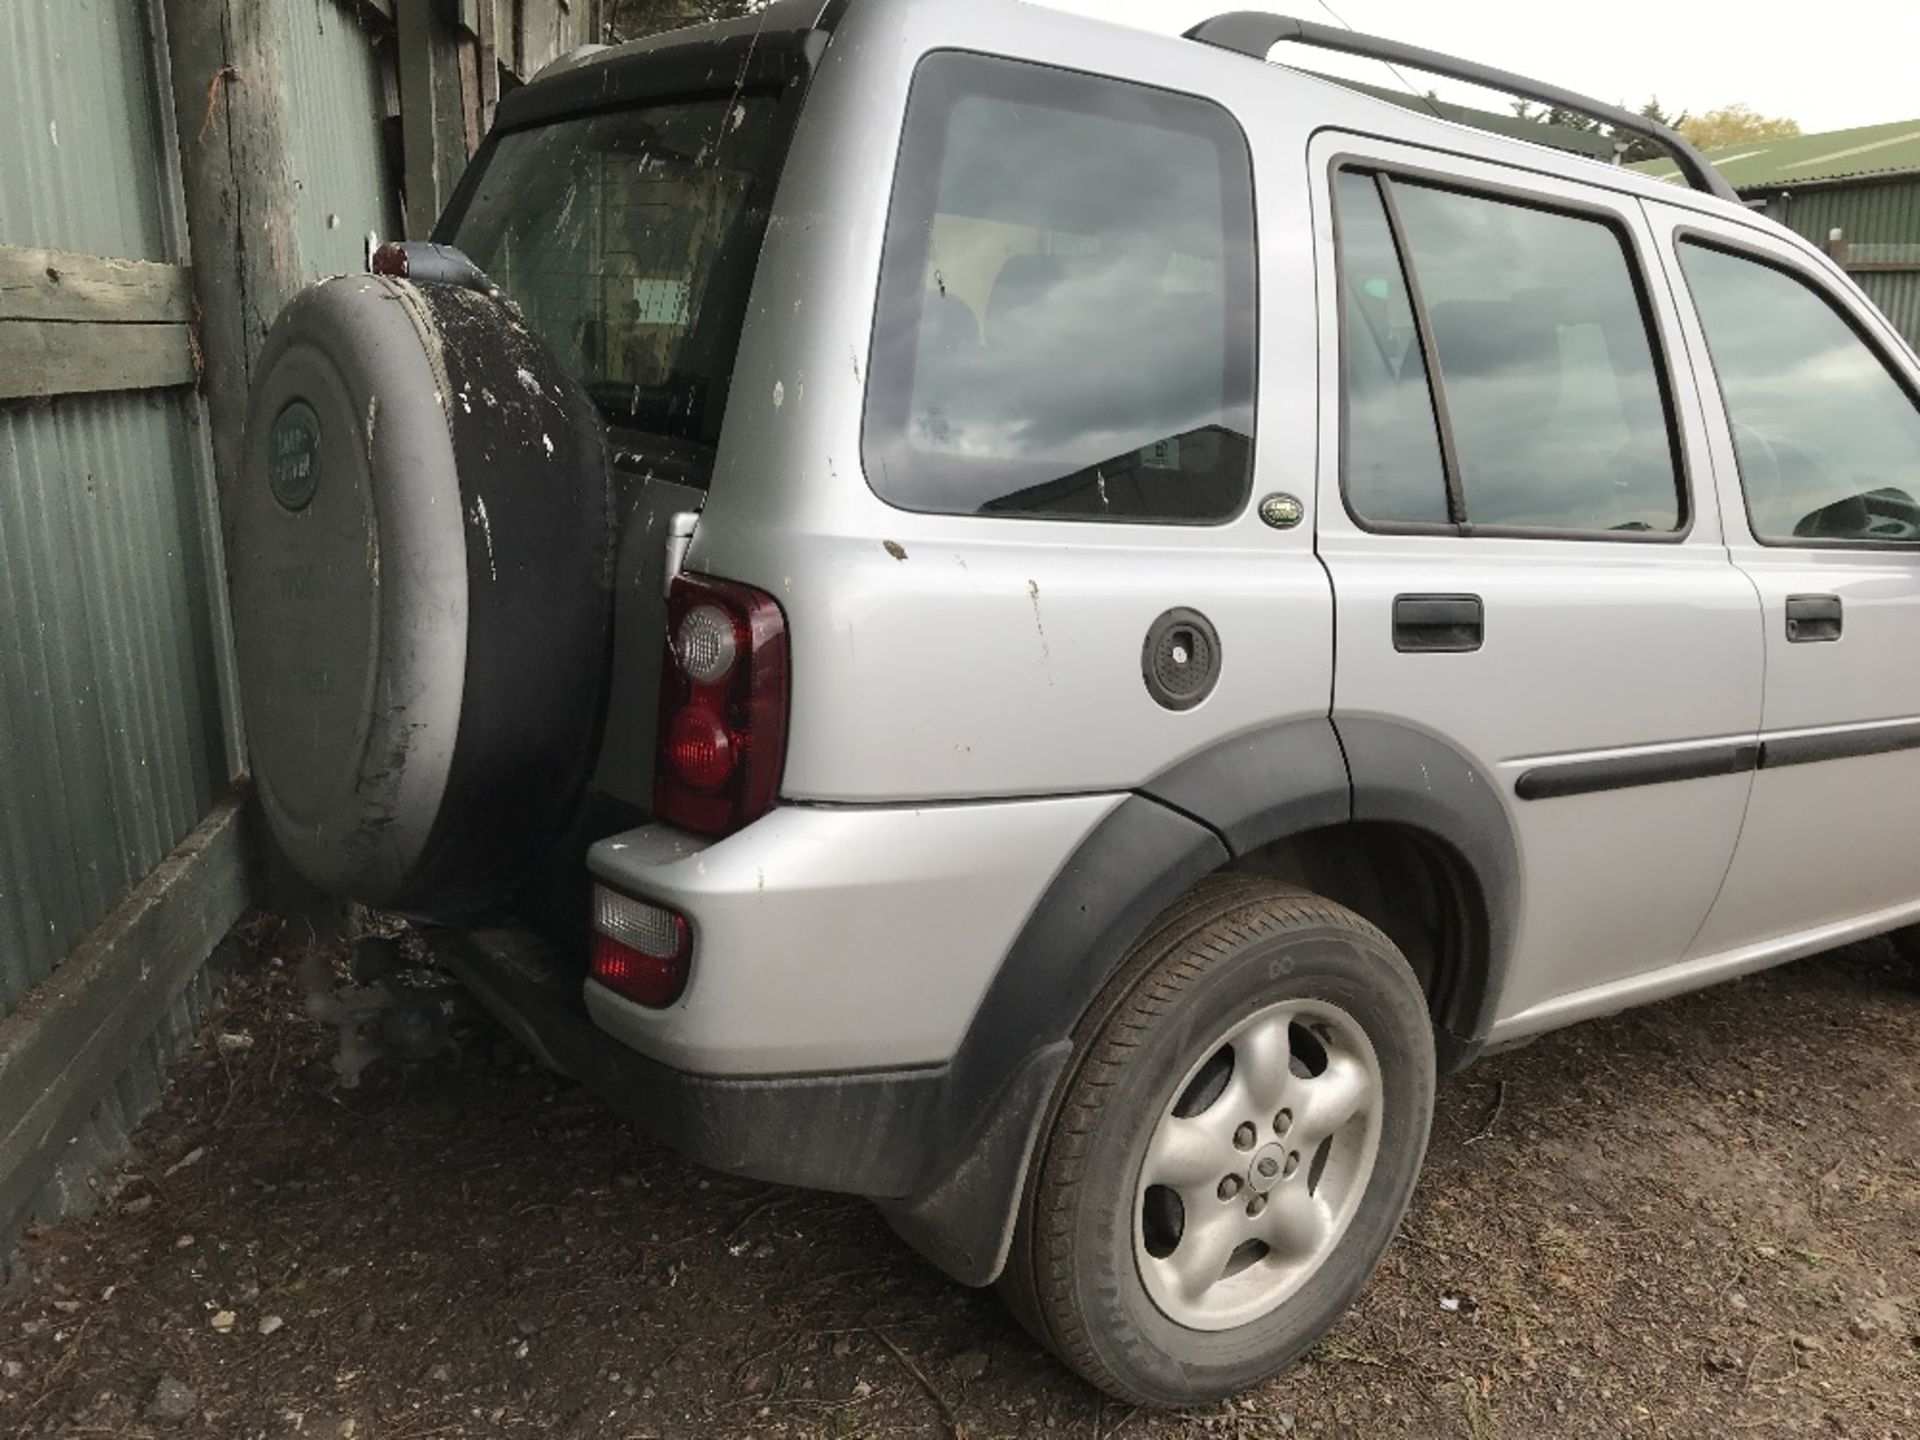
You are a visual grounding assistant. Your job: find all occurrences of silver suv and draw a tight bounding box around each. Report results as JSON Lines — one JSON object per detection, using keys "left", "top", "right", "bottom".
{"left": 228, "top": 0, "right": 1920, "bottom": 1406}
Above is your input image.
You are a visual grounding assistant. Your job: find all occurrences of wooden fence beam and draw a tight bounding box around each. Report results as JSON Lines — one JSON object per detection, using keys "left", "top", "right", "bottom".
{"left": 0, "top": 247, "right": 197, "bottom": 399}
{"left": 0, "top": 247, "right": 192, "bottom": 326}
{"left": 397, "top": 0, "right": 475, "bottom": 233}
{"left": 0, "top": 321, "right": 196, "bottom": 401}
{"left": 158, "top": 0, "right": 308, "bottom": 520}
{"left": 0, "top": 797, "right": 252, "bottom": 1241}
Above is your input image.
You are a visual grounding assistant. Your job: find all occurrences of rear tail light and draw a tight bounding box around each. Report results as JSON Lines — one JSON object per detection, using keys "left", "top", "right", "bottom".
{"left": 369, "top": 241, "right": 411, "bottom": 278}
{"left": 655, "top": 574, "right": 789, "bottom": 836}
{"left": 591, "top": 886, "right": 692, "bottom": 1008}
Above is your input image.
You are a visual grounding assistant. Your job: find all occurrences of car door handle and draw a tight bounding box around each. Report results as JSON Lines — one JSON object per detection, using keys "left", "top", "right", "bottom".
{"left": 1393, "top": 594, "right": 1484, "bottom": 653}
{"left": 1785, "top": 594, "right": 1843, "bottom": 643}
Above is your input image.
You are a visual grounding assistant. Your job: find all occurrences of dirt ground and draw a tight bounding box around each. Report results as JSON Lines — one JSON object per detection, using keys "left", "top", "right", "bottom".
{"left": 4, "top": 915, "right": 1919, "bottom": 1440}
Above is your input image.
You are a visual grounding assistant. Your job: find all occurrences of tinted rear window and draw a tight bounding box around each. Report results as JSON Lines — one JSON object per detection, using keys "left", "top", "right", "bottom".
{"left": 449, "top": 95, "right": 787, "bottom": 451}
{"left": 864, "top": 53, "right": 1257, "bottom": 523}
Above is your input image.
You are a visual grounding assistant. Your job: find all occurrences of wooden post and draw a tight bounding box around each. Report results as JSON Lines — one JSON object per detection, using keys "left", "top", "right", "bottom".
{"left": 460, "top": 0, "right": 499, "bottom": 141}
{"left": 156, "top": 0, "right": 349, "bottom": 930}
{"left": 1826, "top": 227, "right": 1850, "bottom": 266}
{"left": 157, "top": 0, "right": 308, "bottom": 522}
{"left": 396, "top": 0, "right": 475, "bottom": 234}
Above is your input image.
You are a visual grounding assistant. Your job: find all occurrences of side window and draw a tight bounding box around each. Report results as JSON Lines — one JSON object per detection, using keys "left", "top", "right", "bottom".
{"left": 863, "top": 53, "right": 1257, "bottom": 523}
{"left": 1334, "top": 172, "right": 1450, "bottom": 526}
{"left": 1680, "top": 242, "right": 1920, "bottom": 544}
{"left": 1335, "top": 171, "right": 1684, "bottom": 534}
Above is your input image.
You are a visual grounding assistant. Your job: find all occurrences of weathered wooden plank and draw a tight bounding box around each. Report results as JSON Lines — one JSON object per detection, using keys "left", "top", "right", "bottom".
{"left": 0, "top": 246, "right": 191, "bottom": 325}
{"left": 0, "top": 320, "right": 196, "bottom": 400}
{"left": 160, "top": 0, "right": 308, "bottom": 503}
{"left": 0, "top": 797, "right": 251, "bottom": 1240}
{"left": 397, "top": 0, "right": 474, "bottom": 231}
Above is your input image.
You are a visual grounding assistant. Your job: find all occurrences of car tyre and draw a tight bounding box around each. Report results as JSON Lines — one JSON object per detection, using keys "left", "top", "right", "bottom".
{"left": 1000, "top": 876, "right": 1435, "bottom": 1407}
{"left": 1889, "top": 925, "right": 1920, "bottom": 978}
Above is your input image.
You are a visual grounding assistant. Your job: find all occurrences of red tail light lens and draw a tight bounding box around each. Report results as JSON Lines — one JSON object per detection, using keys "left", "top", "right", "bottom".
{"left": 369, "top": 241, "right": 410, "bottom": 278}
{"left": 665, "top": 706, "right": 735, "bottom": 790}
{"left": 655, "top": 574, "right": 789, "bottom": 836}
{"left": 591, "top": 886, "right": 692, "bottom": 1008}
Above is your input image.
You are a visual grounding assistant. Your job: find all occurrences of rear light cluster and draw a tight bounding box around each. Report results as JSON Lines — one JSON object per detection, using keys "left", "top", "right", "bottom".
{"left": 591, "top": 886, "right": 693, "bottom": 1008}
{"left": 655, "top": 573, "right": 790, "bottom": 836}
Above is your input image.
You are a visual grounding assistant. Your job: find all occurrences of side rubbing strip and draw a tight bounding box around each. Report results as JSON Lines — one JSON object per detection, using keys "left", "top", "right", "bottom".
{"left": 1760, "top": 721, "right": 1920, "bottom": 770}
{"left": 1515, "top": 743, "right": 1759, "bottom": 801}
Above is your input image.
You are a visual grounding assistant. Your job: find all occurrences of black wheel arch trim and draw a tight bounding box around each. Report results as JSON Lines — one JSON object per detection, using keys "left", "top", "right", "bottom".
{"left": 1141, "top": 716, "right": 1352, "bottom": 851}
{"left": 1143, "top": 714, "right": 1518, "bottom": 1047}
{"left": 882, "top": 794, "right": 1228, "bottom": 1283}
{"left": 1334, "top": 717, "right": 1519, "bottom": 1049}
{"left": 889, "top": 717, "right": 1521, "bottom": 1285}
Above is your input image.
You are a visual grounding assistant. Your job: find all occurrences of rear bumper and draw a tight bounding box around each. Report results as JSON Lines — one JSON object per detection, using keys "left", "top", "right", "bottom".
{"left": 582, "top": 797, "right": 1121, "bottom": 1075}
{"left": 438, "top": 791, "right": 1232, "bottom": 1285}
{"left": 434, "top": 927, "right": 947, "bottom": 1198}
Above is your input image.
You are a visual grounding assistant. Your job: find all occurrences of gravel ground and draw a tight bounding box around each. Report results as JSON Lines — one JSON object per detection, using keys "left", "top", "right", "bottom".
{"left": 3, "top": 914, "right": 1918, "bottom": 1439}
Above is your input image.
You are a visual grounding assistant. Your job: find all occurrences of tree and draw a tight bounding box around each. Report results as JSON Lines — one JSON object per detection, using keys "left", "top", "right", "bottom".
{"left": 606, "top": 0, "right": 766, "bottom": 42}
{"left": 1511, "top": 101, "right": 1601, "bottom": 134}
{"left": 1618, "top": 98, "right": 1682, "bottom": 163}
{"left": 1678, "top": 103, "right": 1802, "bottom": 152}
{"left": 1513, "top": 96, "right": 1705, "bottom": 163}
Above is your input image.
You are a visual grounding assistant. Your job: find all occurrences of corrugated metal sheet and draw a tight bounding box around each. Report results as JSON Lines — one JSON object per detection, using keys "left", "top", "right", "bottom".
{"left": 1858, "top": 272, "right": 1920, "bottom": 356}
{"left": 0, "top": 391, "right": 225, "bottom": 1016}
{"left": 1764, "top": 179, "right": 1920, "bottom": 250}
{"left": 1752, "top": 180, "right": 1920, "bottom": 350}
{"left": 0, "top": 0, "right": 170, "bottom": 259}
{"left": 285, "top": 0, "right": 404, "bottom": 279}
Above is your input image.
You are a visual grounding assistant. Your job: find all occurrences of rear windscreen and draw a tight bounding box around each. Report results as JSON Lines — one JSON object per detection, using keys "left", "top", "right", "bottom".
{"left": 449, "top": 94, "right": 786, "bottom": 451}
{"left": 864, "top": 53, "right": 1258, "bottom": 523}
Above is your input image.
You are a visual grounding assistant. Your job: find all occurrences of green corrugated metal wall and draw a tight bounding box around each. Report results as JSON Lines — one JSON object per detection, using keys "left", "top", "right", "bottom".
{"left": 0, "top": 0, "right": 232, "bottom": 1017}
{"left": 286, "top": 0, "right": 403, "bottom": 279}
{"left": 1763, "top": 177, "right": 1920, "bottom": 247}
{"left": 1759, "top": 177, "right": 1920, "bottom": 351}
{"left": 0, "top": 0, "right": 244, "bottom": 1234}
{"left": 1, "top": 0, "right": 409, "bottom": 1027}
{"left": 1858, "top": 272, "right": 1920, "bottom": 356}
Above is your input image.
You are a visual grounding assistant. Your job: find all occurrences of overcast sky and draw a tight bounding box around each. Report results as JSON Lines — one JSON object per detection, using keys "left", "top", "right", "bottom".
{"left": 1028, "top": 0, "right": 1920, "bottom": 135}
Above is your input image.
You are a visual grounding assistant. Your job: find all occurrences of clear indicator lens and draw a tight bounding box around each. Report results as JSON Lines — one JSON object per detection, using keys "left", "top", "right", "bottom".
{"left": 593, "top": 887, "right": 684, "bottom": 959}
{"left": 676, "top": 605, "right": 738, "bottom": 684}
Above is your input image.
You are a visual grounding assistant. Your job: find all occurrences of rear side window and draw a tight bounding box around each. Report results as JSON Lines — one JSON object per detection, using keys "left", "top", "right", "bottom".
{"left": 1334, "top": 172, "right": 1451, "bottom": 526}
{"left": 864, "top": 53, "right": 1257, "bottom": 523}
{"left": 1335, "top": 171, "right": 1684, "bottom": 534}
{"left": 1680, "top": 242, "right": 1920, "bottom": 544}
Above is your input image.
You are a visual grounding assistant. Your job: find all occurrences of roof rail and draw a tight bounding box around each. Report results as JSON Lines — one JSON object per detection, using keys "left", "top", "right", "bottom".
{"left": 1185, "top": 12, "right": 1740, "bottom": 204}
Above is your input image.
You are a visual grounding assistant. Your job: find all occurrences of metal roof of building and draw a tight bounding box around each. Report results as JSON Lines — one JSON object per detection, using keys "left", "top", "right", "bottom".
{"left": 1637, "top": 118, "right": 1920, "bottom": 191}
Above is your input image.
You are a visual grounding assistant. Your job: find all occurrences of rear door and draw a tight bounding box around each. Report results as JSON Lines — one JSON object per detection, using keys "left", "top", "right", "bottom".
{"left": 1649, "top": 204, "right": 1920, "bottom": 956}
{"left": 1309, "top": 136, "right": 1764, "bottom": 1033}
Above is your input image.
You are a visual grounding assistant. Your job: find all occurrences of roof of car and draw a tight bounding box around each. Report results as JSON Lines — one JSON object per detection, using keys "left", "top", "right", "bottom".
{"left": 505, "top": 0, "right": 1753, "bottom": 223}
